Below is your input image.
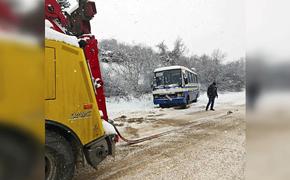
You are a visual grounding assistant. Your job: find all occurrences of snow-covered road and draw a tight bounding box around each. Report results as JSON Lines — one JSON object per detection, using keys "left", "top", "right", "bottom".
{"left": 74, "top": 91, "right": 245, "bottom": 180}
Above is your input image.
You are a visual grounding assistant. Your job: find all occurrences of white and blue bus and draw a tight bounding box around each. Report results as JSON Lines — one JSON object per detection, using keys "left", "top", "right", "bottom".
{"left": 152, "top": 66, "right": 200, "bottom": 108}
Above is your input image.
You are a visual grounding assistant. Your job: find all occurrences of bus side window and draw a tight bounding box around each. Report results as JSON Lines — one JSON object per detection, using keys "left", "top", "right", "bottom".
{"left": 190, "top": 73, "right": 194, "bottom": 83}
{"left": 183, "top": 72, "right": 188, "bottom": 84}
{"left": 188, "top": 71, "right": 192, "bottom": 83}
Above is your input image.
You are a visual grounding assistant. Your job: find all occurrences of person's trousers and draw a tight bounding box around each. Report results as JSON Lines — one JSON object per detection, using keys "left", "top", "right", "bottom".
{"left": 206, "top": 97, "right": 215, "bottom": 110}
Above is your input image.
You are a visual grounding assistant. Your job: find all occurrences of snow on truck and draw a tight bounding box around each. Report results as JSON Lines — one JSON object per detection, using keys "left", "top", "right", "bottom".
{"left": 152, "top": 66, "right": 200, "bottom": 108}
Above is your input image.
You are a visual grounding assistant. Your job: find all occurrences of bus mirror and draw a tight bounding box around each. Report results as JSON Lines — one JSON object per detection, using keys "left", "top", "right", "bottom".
{"left": 152, "top": 79, "right": 157, "bottom": 88}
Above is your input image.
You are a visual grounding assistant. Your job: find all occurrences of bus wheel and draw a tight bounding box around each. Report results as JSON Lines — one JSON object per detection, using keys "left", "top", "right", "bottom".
{"left": 45, "top": 130, "right": 75, "bottom": 180}
{"left": 186, "top": 96, "right": 190, "bottom": 105}
{"left": 160, "top": 105, "right": 168, "bottom": 108}
{"left": 181, "top": 104, "right": 187, "bottom": 109}
{"left": 193, "top": 94, "right": 198, "bottom": 103}
{"left": 181, "top": 97, "right": 189, "bottom": 109}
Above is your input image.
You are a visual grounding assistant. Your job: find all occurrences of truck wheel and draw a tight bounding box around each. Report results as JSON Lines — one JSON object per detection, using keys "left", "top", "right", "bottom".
{"left": 0, "top": 131, "right": 39, "bottom": 180}
{"left": 45, "top": 130, "right": 75, "bottom": 180}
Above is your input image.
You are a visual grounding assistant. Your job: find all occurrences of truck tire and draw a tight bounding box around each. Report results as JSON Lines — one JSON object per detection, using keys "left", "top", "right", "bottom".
{"left": 0, "top": 130, "right": 39, "bottom": 180}
{"left": 45, "top": 130, "right": 75, "bottom": 180}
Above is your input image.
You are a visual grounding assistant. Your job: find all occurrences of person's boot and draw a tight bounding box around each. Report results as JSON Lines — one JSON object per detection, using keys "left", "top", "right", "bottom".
{"left": 210, "top": 109, "right": 215, "bottom": 111}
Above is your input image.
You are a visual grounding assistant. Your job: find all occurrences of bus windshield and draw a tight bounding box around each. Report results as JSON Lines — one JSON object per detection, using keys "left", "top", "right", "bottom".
{"left": 155, "top": 69, "right": 182, "bottom": 87}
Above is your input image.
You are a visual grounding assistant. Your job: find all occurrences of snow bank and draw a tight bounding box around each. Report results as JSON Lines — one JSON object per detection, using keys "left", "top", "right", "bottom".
{"left": 106, "top": 91, "right": 245, "bottom": 119}
{"left": 106, "top": 95, "right": 155, "bottom": 119}
{"left": 45, "top": 20, "right": 79, "bottom": 47}
{"left": 216, "top": 91, "right": 245, "bottom": 106}
{"left": 102, "top": 120, "right": 117, "bottom": 135}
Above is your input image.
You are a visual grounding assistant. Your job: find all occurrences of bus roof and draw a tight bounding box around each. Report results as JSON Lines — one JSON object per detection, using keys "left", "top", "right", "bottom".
{"left": 154, "top": 65, "right": 197, "bottom": 74}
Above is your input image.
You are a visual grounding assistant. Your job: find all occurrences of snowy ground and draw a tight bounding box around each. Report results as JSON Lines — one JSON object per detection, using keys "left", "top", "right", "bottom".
{"left": 106, "top": 91, "right": 245, "bottom": 119}
{"left": 75, "top": 91, "right": 245, "bottom": 180}
{"left": 247, "top": 90, "right": 290, "bottom": 180}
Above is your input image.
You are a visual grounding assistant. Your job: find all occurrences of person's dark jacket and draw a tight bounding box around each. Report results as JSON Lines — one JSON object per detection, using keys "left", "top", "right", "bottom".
{"left": 207, "top": 84, "right": 218, "bottom": 98}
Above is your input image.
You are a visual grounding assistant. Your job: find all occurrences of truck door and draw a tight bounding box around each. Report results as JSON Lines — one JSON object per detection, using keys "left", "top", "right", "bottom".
{"left": 45, "top": 47, "right": 56, "bottom": 100}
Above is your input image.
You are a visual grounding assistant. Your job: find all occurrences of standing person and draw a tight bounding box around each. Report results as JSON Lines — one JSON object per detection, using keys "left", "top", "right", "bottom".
{"left": 206, "top": 82, "right": 218, "bottom": 111}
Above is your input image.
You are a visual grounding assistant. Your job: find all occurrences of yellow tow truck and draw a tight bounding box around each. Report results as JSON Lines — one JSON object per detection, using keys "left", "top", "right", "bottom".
{"left": 45, "top": 39, "right": 116, "bottom": 180}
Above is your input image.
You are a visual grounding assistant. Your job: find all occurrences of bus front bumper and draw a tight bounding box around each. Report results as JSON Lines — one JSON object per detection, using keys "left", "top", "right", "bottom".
{"left": 153, "top": 97, "right": 187, "bottom": 106}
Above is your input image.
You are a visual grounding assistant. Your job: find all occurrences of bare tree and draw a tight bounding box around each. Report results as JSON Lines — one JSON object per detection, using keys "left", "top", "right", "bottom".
{"left": 99, "top": 39, "right": 245, "bottom": 97}
{"left": 170, "top": 38, "right": 186, "bottom": 64}
{"left": 157, "top": 38, "right": 187, "bottom": 66}
{"left": 156, "top": 41, "right": 170, "bottom": 65}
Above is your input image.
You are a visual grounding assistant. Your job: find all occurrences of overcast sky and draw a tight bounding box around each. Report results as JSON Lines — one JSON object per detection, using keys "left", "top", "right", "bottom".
{"left": 246, "top": 0, "right": 290, "bottom": 62}
{"left": 47, "top": 0, "right": 290, "bottom": 62}
{"left": 88, "top": 0, "right": 245, "bottom": 62}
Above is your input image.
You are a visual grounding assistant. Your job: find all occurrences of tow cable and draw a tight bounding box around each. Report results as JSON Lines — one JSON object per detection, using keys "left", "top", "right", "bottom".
{"left": 111, "top": 124, "right": 174, "bottom": 145}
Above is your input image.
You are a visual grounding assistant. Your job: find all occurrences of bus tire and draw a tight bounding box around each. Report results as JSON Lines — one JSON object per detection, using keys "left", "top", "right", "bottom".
{"left": 192, "top": 93, "right": 198, "bottom": 103}
{"left": 45, "top": 130, "right": 75, "bottom": 180}
{"left": 160, "top": 105, "right": 168, "bottom": 108}
{"left": 181, "top": 104, "right": 187, "bottom": 109}
{"left": 181, "top": 96, "right": 189, "bottom": 109}
{"left": 186, "top": 96, "right": 190, "bottom": 105}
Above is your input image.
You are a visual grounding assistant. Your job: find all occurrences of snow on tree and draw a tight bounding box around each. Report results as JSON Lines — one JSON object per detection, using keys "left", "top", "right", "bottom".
{"left": 99, "top": 38, "right": 245, "bottom": 97}
{"left": 57, "top": 0, "right": 71, "bottom": 9}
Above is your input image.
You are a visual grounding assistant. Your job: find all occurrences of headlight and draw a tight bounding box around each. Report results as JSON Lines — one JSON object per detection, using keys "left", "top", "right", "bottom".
{"left": 154, "top": 95, "right": 159, "bottom": 98}
{"left": 177, "top": 92, "right": 183, "bottom": 97}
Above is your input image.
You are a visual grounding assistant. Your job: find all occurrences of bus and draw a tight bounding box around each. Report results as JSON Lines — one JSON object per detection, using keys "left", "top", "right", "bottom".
{"left": 152, "top": 66, "right": 200, "bottom": 108}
